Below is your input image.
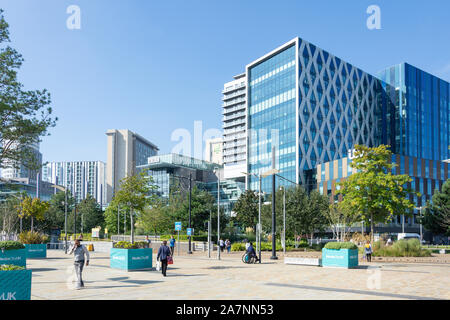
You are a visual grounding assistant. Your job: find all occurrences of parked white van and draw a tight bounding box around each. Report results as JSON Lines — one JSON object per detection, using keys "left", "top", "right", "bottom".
{"left": 397, "top": 233, "right": 420, "bottom": 241}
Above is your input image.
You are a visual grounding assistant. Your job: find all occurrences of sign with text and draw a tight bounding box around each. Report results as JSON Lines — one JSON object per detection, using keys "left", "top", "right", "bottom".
{"left": 187, "top": 228, "right": 193, "bottom": 236}
{"left": 175, "top": 222, "right": 182, "bottom": 231}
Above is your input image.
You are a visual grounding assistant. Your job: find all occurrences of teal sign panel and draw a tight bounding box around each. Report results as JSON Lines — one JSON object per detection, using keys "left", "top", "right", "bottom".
{"left": 0, "top": 270, "right": 32, "bottom": 300}
{"left": 0, "top": 249, "right": 26, "bottom": 267}
{"left": 175, "top": 222, "right": 182, "bottom": 231}
{"left": 110, "top": 248, "right": 153, "bottom": 270}
{"left": 25, "top": 244, "right": 47, "bottom": 259}
{"left": 321, "top": 248, "right": 359, "bottom": 268}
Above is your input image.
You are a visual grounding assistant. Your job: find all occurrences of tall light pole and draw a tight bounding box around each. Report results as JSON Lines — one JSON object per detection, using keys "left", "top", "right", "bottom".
{"left": 214, "top": 167, "right": 220, "bottom": 260}
{"left": 280, "top": 186, "right": 286, "bottom": 255}
{"left": 188, "top": 173, "right": 192, "bottom": 254}
{"left": 51, "top": 185, "right": 68, "bottom": 253}
{"left": 242, "top": 171, "right": 263, "bottom": 264}
{"left": 416, "top": 206, "right": 423, "bottom": 243}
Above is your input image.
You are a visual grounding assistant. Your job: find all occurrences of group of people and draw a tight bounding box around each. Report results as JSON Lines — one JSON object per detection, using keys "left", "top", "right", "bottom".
{"left": 67, "top": 235, "right": 178, "bottom": 289}
{"left": 219, "top": 239, "right": 231, "bottom": 253}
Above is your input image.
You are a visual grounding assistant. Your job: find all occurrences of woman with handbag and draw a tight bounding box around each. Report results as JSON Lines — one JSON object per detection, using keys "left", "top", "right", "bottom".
{"left": 157, "top": 240, "right": 172, "bottom": 277}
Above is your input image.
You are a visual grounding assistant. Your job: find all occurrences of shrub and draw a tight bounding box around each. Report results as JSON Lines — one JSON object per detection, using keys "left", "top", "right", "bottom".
{"left": 372, "top": 239, "right": 431, "bottom": 257}
{"left": 19, "top": 231, "right": 49, "bottom": 244}
{"left": 0, "top": 264, "right": 25, "bottom": 271}
{"left": 113, "top": 241, "right": 148, "bottom": 249}
{"left": 0, "top": 241, "right": 25, "bottom": 251}
{"left": 324, "top": 242, "right": 358, "bottom": 250}
{"left": 231, "top": 243, "right": 245, "bottom": 251}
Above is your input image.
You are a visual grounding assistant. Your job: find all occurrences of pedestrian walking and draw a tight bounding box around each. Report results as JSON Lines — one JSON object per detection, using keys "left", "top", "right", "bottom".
{"left": 169, "top": 235, "right": 176, "bottom": 255}
{"left": 364, "top": 241, "right": 372, "bottom": 262}
{"left": 219, "top": 239, "right": 224, "bottom": 252}
{"left": 145, "top": 235, "right": 152, "bottom": 248}
{"left": 226, "top": 239, "right": 231, "bottom": 253}
{"left": 157, "top": 240, "right": 172, "bottom": 277}
{"left": 68, "top": 239, "right": 90, "bottom": 289}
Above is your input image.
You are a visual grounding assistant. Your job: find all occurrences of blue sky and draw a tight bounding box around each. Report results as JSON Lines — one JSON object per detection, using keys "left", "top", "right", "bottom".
{"left": 1, "top": 0, "right": 450, "bottom": 163}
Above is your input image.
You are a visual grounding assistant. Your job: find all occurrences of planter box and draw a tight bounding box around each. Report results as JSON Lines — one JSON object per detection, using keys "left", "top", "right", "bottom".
{"left": 0, "top": 269, "right": 32, "bottom": 300}
{"left": 0, "top": 249, "right": 27, "bottom": 267}
{"left": 322, "top": 248, "right": 359, "bottom": 268}
{"left": 24, "top": 244, "right": 47, "bottom": 259}
{"left": 110, "top": 248, "right": 153, "bottom": 270}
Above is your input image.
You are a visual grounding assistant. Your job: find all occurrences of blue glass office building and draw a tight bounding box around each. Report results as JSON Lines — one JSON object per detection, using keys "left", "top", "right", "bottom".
{"left": 247, "top": 38, "right": 388, "bottom": 192}
{"left": 377, "top": 63, "right": 450, "bottom": 161}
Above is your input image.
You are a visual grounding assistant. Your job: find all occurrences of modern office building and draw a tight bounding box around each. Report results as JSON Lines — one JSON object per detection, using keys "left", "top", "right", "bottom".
{"left": 222, "top": 73, "right": 247, "bottom": 180}
{"left": 377, "top": 63, "right": 449, "bottom": 161}
{"left": 106, "top": 129, "right": 159, "bottom": 203}
{"left": 246, "top": 37, "right": 389, "bottom": 193}
{"left": 242, "top": 37, "right": 449, "bottom": 235}
{"left": 1, "top": 141, "right": 43, "bottom": 186}
{"left": 0, "top": 178, "right": 56, "bottom": 202}
{"left": 204, "top": 138, "right": 223, "bottom": 165}
{"left": 137, "top": 154, "right": 244, "bottom": 215}
{"left": 43, "top": 161, "right": 106, "bottom": 206}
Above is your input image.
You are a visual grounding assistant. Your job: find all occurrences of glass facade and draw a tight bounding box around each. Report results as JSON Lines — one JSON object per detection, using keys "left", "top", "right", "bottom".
{"left": 248, "top": 44, "right": 296, "bottom": 192}
{"left": 247, "top": 38, "right": 387, "bottom": 193}
{"left": 377, "top": 63, "right": 450, "bottom": 161}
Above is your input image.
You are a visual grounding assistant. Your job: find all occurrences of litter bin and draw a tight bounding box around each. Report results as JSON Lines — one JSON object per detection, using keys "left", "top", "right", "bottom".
{"left": 87, "top": 244, "right": 94, "bottom": 251}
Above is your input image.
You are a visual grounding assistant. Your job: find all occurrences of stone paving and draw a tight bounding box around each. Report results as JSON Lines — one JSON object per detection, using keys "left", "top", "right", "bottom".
{"left": 27, "top": 250, "right": 450, "bottom": 300}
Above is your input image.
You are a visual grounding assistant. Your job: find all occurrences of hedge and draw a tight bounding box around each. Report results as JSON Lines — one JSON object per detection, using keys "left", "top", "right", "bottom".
{"left": 0, "top": 241, "right": 25, "bottom": 251}
{"left": 324, "top": 242, "right": 358, "bottom": 250}
{"left": 0, "top": 264, "right": 25, "bottom": 271}
{"left": 113, "top": 241, "right": 149, "bottom": 249}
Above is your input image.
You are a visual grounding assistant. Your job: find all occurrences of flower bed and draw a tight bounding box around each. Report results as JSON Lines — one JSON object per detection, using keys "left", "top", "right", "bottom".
{"left": 110, "top": 241, "right": 153, "bottom": 270}
{"left": 322, "top": 242, "right": 358, "bottom": 268}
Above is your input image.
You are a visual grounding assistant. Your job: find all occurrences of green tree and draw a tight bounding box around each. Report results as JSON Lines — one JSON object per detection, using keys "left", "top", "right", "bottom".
{"left": 40, "top": 191, "right": 75, "bottom": 233}
{"left": 337, "top": 145, "right": 418, "bottom": 243}
{"left": 233, "top": 190, "right": 259, "bottom": 231}
{"left": 17, "top": 196, "right": 49, "bottom": 232}
{"left": 104, "top": 170, "right": 157, "bottom": 242}
{"left": 77, "top": 194, "right": 104, "bottom": 232}
{"left": 0, "top": 10, "right": 56, "bottom": 171}
{"left": 173, "top": 186, "right": 215, "bottom": 234}
{"left": 423, "top": 179, "right": 450, "bottom": 235}
{"left": 136, "top": 200, "right": 173, "bottom": 235}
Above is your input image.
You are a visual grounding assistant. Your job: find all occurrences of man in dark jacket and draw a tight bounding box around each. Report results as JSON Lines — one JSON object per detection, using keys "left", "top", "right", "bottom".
{"left": 246, "top": 242, "right": 259, "bottom": 263}
{"left": 157, "top": 240, "right": 172, "bottom": 276}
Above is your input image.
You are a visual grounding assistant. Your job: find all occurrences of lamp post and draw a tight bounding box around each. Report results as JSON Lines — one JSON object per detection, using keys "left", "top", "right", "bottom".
{"left": 188, "top": 173, "right": 192, "bottom": 254}
{"left": 172, "top": 174, "right": 194, "bottom": 254}
{"left": 415, "top": 206, "right": 423, "bottom": 243}
{"left": 242, "top": 171, "right": 263, "bottom": 263}
{"left": 214, "top": 167, "right": 220, "bottom": 260}
{"left": 280, "top": 186, "right": 286, "bottom": 255}
{"left": 51, "top": 185, "right": 68, "bottom": 253}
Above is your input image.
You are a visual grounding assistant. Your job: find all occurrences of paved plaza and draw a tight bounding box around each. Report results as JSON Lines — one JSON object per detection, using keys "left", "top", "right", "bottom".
{"left": 26, "top": 249, "right": 450, "bottom": 300}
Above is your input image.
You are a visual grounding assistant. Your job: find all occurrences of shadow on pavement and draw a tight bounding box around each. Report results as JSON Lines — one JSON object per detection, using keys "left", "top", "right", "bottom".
{"left": 30, "top": 268, "right": 59, "bottom": 272}
{"left": 265, "top": 282, "right": 440, "bottom": 300}
{"left": 166, "top": 273, "right": 207, "bottom": 277}
{"left": 122, "top": 280, "right": 163, "bottom": 285}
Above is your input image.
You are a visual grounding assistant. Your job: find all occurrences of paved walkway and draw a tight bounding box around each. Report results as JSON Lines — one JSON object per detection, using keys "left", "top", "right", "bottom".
{"left": 28, "top": 250, "right": 450, "bottom": 300}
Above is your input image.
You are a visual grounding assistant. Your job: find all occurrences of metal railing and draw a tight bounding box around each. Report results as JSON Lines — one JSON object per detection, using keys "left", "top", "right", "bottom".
{"left": 110, "top": 235, "right": 160, "bottom": 242}
{"left": 0, "top": 233, "right": 18, "bottom": 241}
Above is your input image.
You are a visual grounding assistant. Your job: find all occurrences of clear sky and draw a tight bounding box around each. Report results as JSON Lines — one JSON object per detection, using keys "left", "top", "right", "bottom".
{"left": 1, "top": 0, "right": 449, "bottom": 163}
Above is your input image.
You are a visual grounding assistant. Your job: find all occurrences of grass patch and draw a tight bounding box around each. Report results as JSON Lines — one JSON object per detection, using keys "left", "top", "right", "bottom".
{"left": 369, "top": 239, "right": 432, "bottom": 257}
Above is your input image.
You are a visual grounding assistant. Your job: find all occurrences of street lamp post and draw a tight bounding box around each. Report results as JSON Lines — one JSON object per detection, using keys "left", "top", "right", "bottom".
{"left": 188, "top": 173, "right": 192, "bottom": 254}
{"left": 214, "top": 167, "right": 220, "bottom": 261}
{"left": 279, "top": 186, "right": 286, "bottom": 255}
{"left": 242, "top": 171, "right": 263, "bottom": 263}
{"left": 52, "top": 185, "right": 69, "bottom": 253}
